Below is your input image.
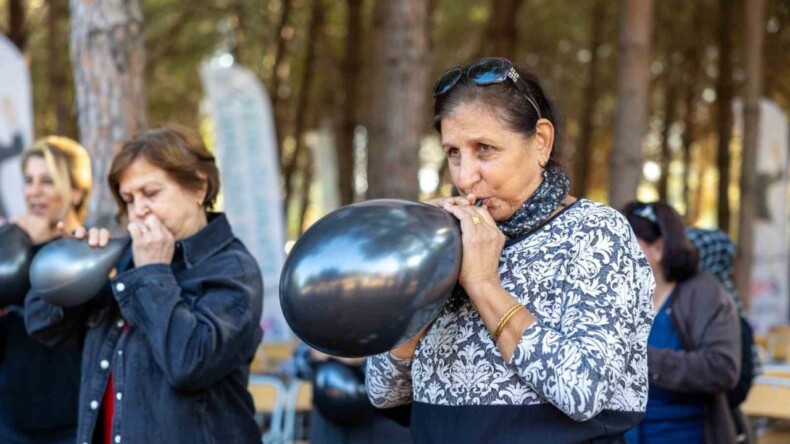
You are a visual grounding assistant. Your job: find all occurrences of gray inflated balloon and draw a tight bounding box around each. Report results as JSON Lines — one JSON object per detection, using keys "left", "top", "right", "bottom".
{"left": 0, "top": 224, "right": 34, "bottom": 306}
{"left": 280, "top": 199, "right": 462, "bottom": 357}
{"left": 30, "top": 237, "right": 130, "bottom": 307}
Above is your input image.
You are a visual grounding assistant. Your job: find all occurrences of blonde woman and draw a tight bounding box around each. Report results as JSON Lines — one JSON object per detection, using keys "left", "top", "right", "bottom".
{"left": 0, "top": 137, "right": 91, "bottom": 443}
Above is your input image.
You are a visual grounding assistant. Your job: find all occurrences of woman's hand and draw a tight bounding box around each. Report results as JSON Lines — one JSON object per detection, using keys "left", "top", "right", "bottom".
{"left": 128, "top": 214, "right": 175, "bottom": 267}
{"left": 66, "top": 223, "right": 111, "bottom": 247}
{"left": 424, "top": 194, "right": 476, "bottom": 209}
{"left": 12, "top": 214, "right": 58, "bottom": 244}
{"left": 390, "top": 327, "right": 430, "bottom": 360}
{"left": 440, "top": 195, "right": 505, "bottom": 295}
{"left": 309, "top": 349, "right": 365, "bottom": 366}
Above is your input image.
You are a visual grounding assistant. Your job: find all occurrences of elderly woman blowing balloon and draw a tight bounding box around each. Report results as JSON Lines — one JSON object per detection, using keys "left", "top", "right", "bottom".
{"left": 365, "top": 58, "right": 655, "bottom": 443}
{"left": 0, "top": 137, "right": 90, "bottom": 443}
{"left": 24, "top": 127, "right": 264, "bottom": 444}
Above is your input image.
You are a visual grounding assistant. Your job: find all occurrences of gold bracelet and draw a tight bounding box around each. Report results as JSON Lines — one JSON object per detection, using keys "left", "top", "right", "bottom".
{"left": 494, "top": 303, "right": 523, "bottom": 341}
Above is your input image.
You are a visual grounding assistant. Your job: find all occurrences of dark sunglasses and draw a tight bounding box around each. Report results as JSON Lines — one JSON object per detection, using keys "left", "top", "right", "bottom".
{"left": 432, "top": 57, "right": 543, "bottom": 120}
{"left": 634, "top": 204, "right": 658, "bottom": 224}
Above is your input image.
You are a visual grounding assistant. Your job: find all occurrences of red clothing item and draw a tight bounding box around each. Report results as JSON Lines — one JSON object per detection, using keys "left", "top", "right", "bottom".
{"left": 103, "top": 376, "right": 115, "bottom": 444}
{"left": 102, "top": 323, "right": 128, "bottom": 444}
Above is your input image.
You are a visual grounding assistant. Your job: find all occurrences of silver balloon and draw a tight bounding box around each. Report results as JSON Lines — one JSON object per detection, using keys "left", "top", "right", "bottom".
{"left": 280, "top": 199, "right": 461, "bottom": 357}
{"left": 30, "top": 237, "right": 130, "bottom": 307}
{"left": 0, "top": 224, "right": 34, "bottom": 306}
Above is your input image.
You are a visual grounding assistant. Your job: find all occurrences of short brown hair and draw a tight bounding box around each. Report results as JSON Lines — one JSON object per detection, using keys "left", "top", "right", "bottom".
{"left": 108, "top": 126, "right": 220, "bottom": 222}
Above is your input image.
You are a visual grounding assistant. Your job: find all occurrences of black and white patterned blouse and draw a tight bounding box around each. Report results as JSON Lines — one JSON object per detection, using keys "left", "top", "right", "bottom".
{"left": 366, "top": 199, "right": 655, "bottom": 443}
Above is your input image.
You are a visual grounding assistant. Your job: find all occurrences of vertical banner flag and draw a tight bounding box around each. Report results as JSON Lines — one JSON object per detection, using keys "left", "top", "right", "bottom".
{"left": 735, "top": 99, "right": 790, "bottom": 334}
{"left": 0, "top": 36, "right": 34, "bottom": 220}
{"left": 200, "top": 62, "right": 291, "bottom": 342}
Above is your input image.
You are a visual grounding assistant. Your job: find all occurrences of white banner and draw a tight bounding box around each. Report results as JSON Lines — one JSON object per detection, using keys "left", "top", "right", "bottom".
{"left": 0, "top": 36, "right": 33, "bottom": 220}
{"left": 200, "top": 62, "right": 291, "bottom": 342}
{"left": 735, "top": 99, "right": 790, "bottom": 334}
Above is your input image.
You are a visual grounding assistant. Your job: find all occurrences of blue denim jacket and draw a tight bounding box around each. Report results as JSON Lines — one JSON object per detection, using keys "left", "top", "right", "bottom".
{"left": 25, "top": 213, "right": 264, "bottom": 444}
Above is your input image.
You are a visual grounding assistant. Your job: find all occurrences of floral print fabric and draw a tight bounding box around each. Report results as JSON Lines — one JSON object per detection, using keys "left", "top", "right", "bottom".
{"left": 367, "top": 199, "right": 655, "bottom": 422}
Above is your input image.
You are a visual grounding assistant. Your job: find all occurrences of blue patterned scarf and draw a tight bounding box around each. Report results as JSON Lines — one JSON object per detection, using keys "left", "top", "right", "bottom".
{"left": 496, "top": 167, "right": 570, "bottom": 240}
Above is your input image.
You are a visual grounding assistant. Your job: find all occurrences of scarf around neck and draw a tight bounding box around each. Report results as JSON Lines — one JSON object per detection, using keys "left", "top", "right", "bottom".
{"left": 496, "top": 167, "right": 570, "bottom": 240}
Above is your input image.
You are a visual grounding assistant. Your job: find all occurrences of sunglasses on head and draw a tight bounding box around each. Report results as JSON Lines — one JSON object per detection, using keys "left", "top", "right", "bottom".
{"left": 634, "top": 205, "right": 658, "bottom": 224}
{"left": 432, "top": 57, "right": 543, "bottom": 120}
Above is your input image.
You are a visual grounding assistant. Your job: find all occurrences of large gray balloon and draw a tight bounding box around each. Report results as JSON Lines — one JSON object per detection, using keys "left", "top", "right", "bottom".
{"left": 30, "top": 237, "right": 130, "bottom": 307}
{"left": 280, "top": 199, "right": 461, "bottom": 357}
{"left": 0, "top": 224, "right": 34, "bottom": 306}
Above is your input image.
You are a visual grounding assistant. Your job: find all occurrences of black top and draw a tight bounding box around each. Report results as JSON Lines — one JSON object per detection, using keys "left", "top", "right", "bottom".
{"left": 0, "top": 240, "right": 81, "bottom": 438}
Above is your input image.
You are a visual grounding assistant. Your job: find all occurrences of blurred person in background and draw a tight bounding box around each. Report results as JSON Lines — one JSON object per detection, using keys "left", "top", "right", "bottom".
{"left": 0, "top": 137, "right": 91, "bottom": 443}
{"left": 293, "top": 343, "right": 412, "bottom": 444}
{"left": 623, "top": 201, "right": 741, "bottom": 444}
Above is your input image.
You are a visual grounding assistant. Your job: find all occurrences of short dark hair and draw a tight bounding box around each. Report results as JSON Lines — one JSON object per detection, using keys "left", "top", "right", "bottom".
{"left": 108, "top": 126, "right": 220, "bottom": 222}
{"left": 622, "top": 200, "right": 699, "bottom": 283}
{"left": 432, "top": 63, "right": 565, "bottom": 172}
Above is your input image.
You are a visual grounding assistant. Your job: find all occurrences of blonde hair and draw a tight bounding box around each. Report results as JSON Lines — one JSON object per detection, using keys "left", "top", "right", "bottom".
{"left": 21, "top": 136, "right": 93, "bottom": 222}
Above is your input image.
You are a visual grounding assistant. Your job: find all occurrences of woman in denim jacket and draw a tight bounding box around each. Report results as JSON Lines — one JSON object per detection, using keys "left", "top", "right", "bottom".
{"left": 25, "top": 127, "right": 264, "bottom": 444}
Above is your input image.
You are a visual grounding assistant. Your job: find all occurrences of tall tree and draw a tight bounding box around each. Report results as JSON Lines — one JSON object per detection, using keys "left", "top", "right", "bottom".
{"left": 336, "top": 0, "right": 364, "bottom": 206}
{"left": 573, "top": 0, "right": 605, "bottom": 197}
{"left": 658, "top": 10, "right": 681, "bottom": 202}
{"left": 715, "top": 0, "right": 735, "bottom": 232}
{"left": 680, "top": 0, "right": 706, "bottom": 223}
{"left": 48, "top": 0, "right": 75, "bottom": 138}
{"left": 70, "top": 0, "right": 148, "bottom": 227}
{"left": 283, "top": 0, "right": 323, "bottom": 220}
{"left": 735, "top": 0, "right": 766, "bottom": 305}
{"left": 484, "top": 0, "right": 525, "bottom": 59}
{"left": 8, "top": 0, "right": 27, "bottom": 51}
{"left": 270, "top": 0, "right": 293, "bottom": 165}
{"left": 609, "top": 0, "right": 654, "bottom": 209}
{"left": 366, "top": 0, "right": 431, "bottom": 200}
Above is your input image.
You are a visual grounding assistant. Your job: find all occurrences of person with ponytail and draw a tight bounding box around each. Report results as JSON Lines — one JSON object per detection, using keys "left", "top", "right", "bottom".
{"left": 623, "top": 201, "right": 741, "bottom": 444}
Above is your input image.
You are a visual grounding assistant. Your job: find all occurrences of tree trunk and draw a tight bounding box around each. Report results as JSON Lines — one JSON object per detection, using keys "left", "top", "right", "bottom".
{"left": 715, "top": 0, "right": 735, "bottom": 233}
{"left": 336, "top": 0, "right": 363, "bottom": 206}
{"left": 681, "top": 0, "right": 703, "bottom": 223}
{"left": 734, "top": 0, "right": 766, "bottom": 306}
{"left": 572, "top": 0, "right": 605, "bottom": 198}
{"left": 48, "top": 0, "right": 76, "bottom": 138}
{"left": 366, "top": 0, "right": 430, "bottom": 201}
{"left": 658, "top": 78, "right": 678, "bottom": 201}
{"left": 8, "top": 0, "right": 27, "bottom": 52}
{"left": 608, "top": 0, "right": 653, "bottom": 209}
{"left": 283, "top": 0, "right": 323, "bottom": 213}
{"left": 485, "top": 0, "right": 524, "bottom": 59}
{"left": 70, "top": 0, "right": 148, "bottom": 227}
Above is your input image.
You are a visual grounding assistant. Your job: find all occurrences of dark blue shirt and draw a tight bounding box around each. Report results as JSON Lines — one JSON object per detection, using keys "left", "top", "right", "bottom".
{"left": 25, "top": 213, "right": 264, "bottom": 444}
{"left": 625, "top": 293, "right": 705, "bottom": 444}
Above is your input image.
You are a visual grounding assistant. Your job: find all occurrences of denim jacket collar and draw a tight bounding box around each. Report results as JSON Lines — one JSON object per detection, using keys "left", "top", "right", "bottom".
{"left": 175, "top": 213, "right": 234, "bottom": 268}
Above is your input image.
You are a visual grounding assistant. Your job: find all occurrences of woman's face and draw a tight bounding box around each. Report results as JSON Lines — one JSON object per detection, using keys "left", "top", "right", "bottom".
{"left": 440, "top": 101, "right": 553, "bottom": 221}
{"left": 23, "top": 156, "right": 67, "bottom": 224}
{"left": 637, "top": 238, "right": 663, "bottom": 277}
{"left": 118, "top": 156, "right": 207, "bottom": 240}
